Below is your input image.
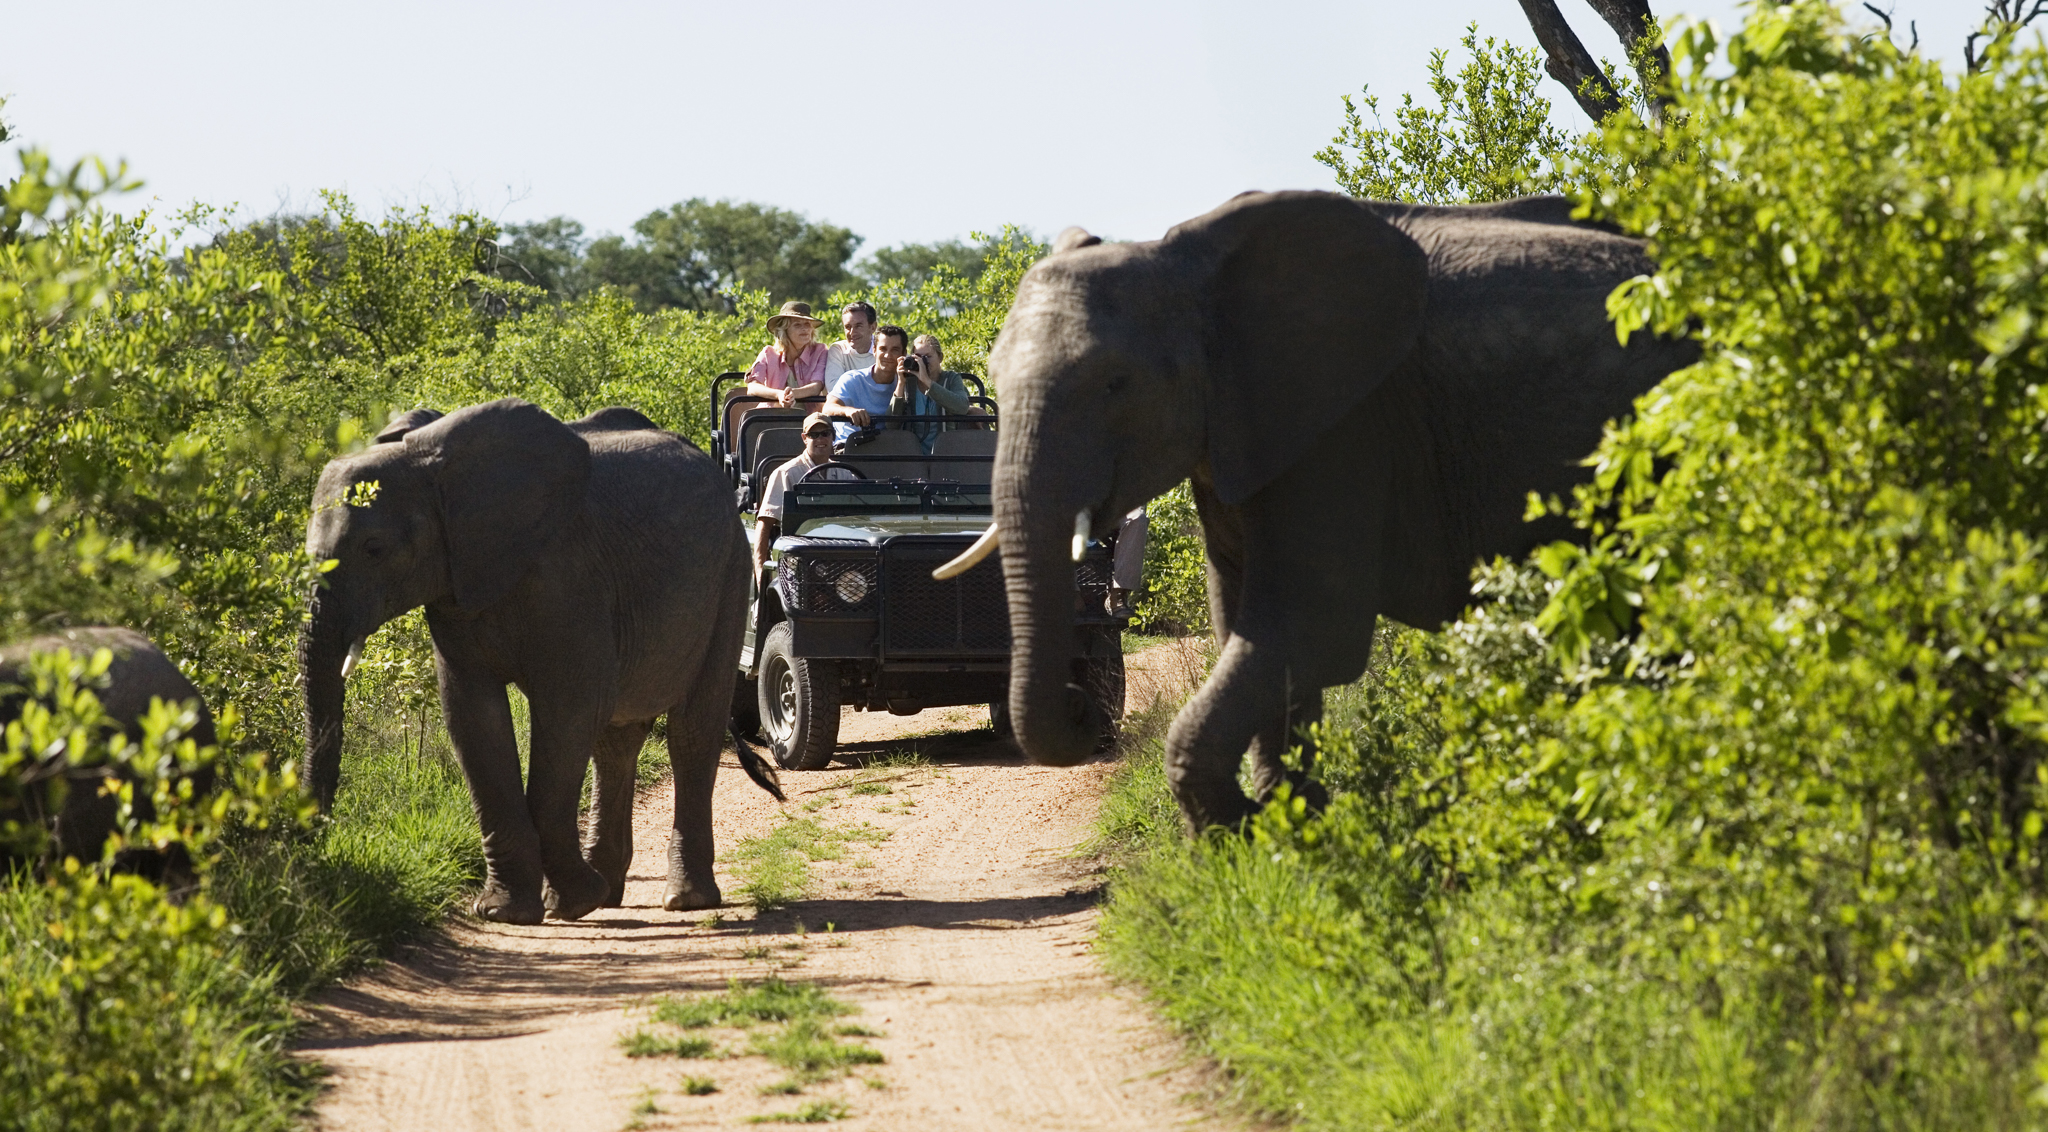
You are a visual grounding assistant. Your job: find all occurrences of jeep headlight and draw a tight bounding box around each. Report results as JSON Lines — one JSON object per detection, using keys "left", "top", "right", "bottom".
{"left": 833, "top": 569, "right": 869, "bottom": 606}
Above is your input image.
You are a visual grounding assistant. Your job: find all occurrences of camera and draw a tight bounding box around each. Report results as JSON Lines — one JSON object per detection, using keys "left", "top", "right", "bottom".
{"left": 901, "top": 355, "right": 921, "bottom": 374}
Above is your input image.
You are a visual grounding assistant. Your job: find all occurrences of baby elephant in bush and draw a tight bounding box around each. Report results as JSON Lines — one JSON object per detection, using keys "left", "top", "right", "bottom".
{"left": 0, "top": 626, "right": 218, "bottom": 888}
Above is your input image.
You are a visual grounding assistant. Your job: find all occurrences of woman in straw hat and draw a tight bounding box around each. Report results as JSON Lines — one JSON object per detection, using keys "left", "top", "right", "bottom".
{"left": 744, "top": 301, "right": 829, "bottom": 408}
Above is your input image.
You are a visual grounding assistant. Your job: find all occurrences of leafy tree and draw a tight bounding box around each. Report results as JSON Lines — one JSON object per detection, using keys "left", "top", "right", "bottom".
{"left": 854, "top": 229, "right": 1039, "bottom": 289}
{"left": 585, "top": 198, "right": 861, "bottom": 313}
{"left": 1315, "top": 25, "right": 1579, "bottom": 204}
{"left": 490, "top": 215, "right": 590, "bottom": 299}
{"left": 828, "top": 226, "right": 1044, "bottom": 382}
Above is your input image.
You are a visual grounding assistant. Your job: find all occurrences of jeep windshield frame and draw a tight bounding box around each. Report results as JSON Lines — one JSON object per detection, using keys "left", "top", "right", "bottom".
{"left": 780, "top": 479, "right": 994, "bottom": 530}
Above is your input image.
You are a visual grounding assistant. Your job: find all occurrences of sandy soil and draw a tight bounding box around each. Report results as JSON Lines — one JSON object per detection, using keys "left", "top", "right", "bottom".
{"left": 299, "top": 641, "right": 1229, "bottom": 1131}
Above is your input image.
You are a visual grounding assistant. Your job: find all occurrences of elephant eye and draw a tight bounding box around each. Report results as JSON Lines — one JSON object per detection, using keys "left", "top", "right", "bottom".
{"left": 362, "top": 538, "right": 387, "bottom": 559}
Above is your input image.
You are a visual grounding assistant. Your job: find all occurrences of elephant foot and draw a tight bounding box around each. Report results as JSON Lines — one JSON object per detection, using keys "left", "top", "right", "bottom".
{"left": 542, "top": 862, "right": 609, "bottom": 922}
{"left": 581, "top": 852, "right": 629, "bottom": 907}
{"left": 663, "top": 876, "right": 722, "bottom": 912}
{"left": 474, "top": 879, "right": 545, "bottom": 925}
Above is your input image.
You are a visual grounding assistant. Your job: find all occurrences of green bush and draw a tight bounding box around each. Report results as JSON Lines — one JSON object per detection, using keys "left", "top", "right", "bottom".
{"left": 0, "top": 874, "right": 306, "bottom": 1132}
{"left": 1100, "top": 6, "right": 2048, "bottom": 1128}
{"left": 1132, "top": 480, "right": 1210, "bottom": 636}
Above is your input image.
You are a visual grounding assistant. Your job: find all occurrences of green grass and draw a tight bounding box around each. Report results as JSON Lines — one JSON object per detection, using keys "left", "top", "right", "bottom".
{"left": 1120, "top": 632, "right": 1182, "bottom": 653}
{"left": 724, "top": 815, "right": 888, "bottom": 909}
{"left": 651, "top": 977, "right": 852, "bottom": 1028}
{"left": 630, "top": 979, "right": 882, "bottom": 1106}
{"left": 680, "top": 1075, "right": 719, "bottom": 1095}
{"left": 746, "top": 1099, "right": 851, "bottom": 1124}
{"left": 751, "top": 1017, "right": 885, "bottom": 1075}
{"left": 212, "top": 740, "right": 482, "bottom": 995}
{"left": 855, "top": 749, "right": 929, "bottom": 770}
{"left": 1081, "top": 694, "right": 1185, "bottom": 860}
{"left": 619, "top": 1030, "right": 717, "bottom": 1058}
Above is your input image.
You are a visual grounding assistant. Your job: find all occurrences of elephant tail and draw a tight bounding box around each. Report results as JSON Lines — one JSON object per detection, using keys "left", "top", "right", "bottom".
{"left": 730, "top": 726, "right": 786, "bottom": 803}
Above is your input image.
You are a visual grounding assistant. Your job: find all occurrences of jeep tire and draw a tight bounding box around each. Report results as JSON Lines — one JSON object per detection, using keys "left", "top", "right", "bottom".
{"left": 758, "top": 623, "right": 840, "bottom": 770}
{"left": 1078, "top": 652, "right": 1126, "bottom": 755}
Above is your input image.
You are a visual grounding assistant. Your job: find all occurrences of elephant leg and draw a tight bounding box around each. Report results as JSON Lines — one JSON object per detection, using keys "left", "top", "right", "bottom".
{"left": 664, "top": 598, "right": 745, "bottom": 912}
{"left": 1166, "top": 632, "right": 1293, "bottom": 832}
{"left": 438, "top": 664, "right": 546, "bottom": 924}
{"left": 584, "top": 719, "right": 651, "bottom": 907}
{"left": 1248, "top": 681, "right": 1328, "bottom": 811}
{"left": 526, "top": 698, "right": 610, "bottom": 922}
{"left": 662, "top": 682, "right": 733, "bottom": 912}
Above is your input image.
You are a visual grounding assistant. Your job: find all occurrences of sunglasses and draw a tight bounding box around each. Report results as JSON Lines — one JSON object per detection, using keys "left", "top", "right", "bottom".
{"left": 805, "top": 429, "right": 833, "bottom": 439}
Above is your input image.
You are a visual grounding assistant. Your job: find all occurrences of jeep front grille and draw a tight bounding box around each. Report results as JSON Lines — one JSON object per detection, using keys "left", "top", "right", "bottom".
{"left": 882, "top": 546, "right": 1011, "bottom": 655}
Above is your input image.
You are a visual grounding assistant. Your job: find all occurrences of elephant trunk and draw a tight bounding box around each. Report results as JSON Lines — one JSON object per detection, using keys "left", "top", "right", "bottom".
{"left": 998, "top": 452, "right": 1105, "bottom": 769}
{"left": 299, "top": 593, "right": 354, "bottom": 812}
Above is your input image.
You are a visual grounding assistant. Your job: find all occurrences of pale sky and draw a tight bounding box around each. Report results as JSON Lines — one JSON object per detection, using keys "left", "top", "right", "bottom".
{"left": 1, "top": 0, "right": 1988, "bottom": 251}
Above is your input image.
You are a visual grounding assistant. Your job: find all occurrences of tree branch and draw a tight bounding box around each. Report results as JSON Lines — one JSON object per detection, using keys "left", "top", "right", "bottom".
{"left": 1516, "top": 0, "right": 1627, "bottom": 121}
{"left": 1581, "top": 0, "right": 1674, "bottom": 123}
{"left": 1967, "top": 0, "right": 2048, "bottom": 72}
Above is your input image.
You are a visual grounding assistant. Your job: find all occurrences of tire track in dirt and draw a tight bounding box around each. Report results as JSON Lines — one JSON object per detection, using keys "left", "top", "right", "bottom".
{"left": 299, "top": 641, "right": 1230, "bottom": 1131}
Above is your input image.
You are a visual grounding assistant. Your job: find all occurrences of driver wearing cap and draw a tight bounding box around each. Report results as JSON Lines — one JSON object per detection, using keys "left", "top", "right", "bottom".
{"left": 753, "top": 412, "right": 859, "bottom": 567}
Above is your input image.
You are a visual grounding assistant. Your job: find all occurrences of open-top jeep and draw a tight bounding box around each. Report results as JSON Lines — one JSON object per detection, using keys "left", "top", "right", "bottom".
{"left": 710, "top": 373, "right": 1128, "bottom": 770}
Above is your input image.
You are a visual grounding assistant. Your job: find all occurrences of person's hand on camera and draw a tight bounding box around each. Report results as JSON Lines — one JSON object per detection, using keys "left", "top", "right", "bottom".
{"left": 912, "top": 350, "right": 939, "bottom": 391}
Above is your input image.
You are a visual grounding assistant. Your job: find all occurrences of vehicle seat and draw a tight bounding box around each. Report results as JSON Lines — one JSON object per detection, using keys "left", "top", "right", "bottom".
{"left": 928, "top": 429, "right": 996, "bottom": 486}
{"left": 747, "top": 428, "right": 806, "bottom": 511}
{"left": 723, "top": 393, "right": 765, "bottom": 452}
{"left": 737, "top": 408, "right": 806, "bottom": 480}
{"left": 838, "top": 428, "right": 929, "bottom": 481}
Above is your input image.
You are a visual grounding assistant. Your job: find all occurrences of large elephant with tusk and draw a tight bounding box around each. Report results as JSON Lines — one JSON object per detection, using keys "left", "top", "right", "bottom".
{"left": 965, "top": 190, "right": 1697, "bottom": 832}
{"left": 300, "top": 400, "right": 782, "bottom": 924}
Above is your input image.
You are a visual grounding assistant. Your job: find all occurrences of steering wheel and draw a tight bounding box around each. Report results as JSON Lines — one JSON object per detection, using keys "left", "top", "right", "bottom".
{"left": 801, "top": 461, "right": 869, "bottom": 482}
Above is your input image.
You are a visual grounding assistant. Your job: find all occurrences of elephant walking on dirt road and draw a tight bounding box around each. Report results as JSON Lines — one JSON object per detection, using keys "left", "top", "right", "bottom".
{"left": 968, "top": 190, "right": 1698, "bottom": 832}
{"left": 300, "top": 399, "right": 779, "bottom": 924}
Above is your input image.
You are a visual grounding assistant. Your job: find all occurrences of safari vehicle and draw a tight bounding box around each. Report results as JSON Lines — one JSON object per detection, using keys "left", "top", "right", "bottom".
{"left": 710, "top": 373, "right": 1128, "bottom": 770}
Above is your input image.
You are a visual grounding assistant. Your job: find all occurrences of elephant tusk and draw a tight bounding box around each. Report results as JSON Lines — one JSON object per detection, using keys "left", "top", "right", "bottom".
{"left": 1072, "top": 508, "right": 1093, "bottom": 562}
{"left": 933, "top": 523, "right": 1000, "bottom": 580}
{"left": 340, "top": 638, "right": 365, "bottom": 679}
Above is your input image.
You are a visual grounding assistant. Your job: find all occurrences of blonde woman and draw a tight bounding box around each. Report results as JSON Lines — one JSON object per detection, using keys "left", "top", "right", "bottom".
{"left": 744, "top": 301, "right": 828, "bottom": 407}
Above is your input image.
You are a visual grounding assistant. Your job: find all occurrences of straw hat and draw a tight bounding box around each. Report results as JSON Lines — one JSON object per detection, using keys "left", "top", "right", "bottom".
{"left": 765, "top": 300, "right": 823, "bottom": 332}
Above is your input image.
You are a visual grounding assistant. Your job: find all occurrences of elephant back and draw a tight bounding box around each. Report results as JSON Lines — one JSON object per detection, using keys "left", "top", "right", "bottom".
{"left": 576, "top": 416, "right": 742, "bottom": 551}
{"left": 0, "top": 626, "right": 215, "bottom": 748}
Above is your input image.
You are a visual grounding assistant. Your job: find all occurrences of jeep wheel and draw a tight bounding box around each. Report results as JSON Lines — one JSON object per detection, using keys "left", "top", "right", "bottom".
{"left": 758, "top": 623, "right": 840, "bottom": 770}
{"left": 1077, "top": 652, "right": 1126, "bottom": 754}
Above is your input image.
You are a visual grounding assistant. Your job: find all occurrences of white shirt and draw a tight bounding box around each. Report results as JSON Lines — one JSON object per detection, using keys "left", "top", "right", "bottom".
{"left": 823, "top": 340, "right": 875, "bottom": 390}
{"left": 757, "top": 451, "right": 857, "bottom": 522}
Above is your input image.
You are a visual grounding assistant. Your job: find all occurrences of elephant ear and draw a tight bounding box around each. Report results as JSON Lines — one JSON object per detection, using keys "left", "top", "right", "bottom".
{"left": 1051, "top": 226, "right": 1102, "bottom": 254}
{"left": 407, "top": 399, "right": 591, "bottom": 612}
{"left": 1192, "top": 191, "right": 1429, "bottom": 505}
{"left": 376, "top": 408, "right": 444, "bottom": 443}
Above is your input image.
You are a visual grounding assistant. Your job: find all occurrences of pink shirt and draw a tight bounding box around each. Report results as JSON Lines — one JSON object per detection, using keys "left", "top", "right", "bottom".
{"left": 746, "top": 342, "right": 827, "bottom": 391}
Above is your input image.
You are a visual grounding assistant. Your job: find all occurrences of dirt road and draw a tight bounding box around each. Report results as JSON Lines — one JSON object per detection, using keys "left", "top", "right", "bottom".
{"left": 300, "top": 642, "right": 1226, "bottom": 1131}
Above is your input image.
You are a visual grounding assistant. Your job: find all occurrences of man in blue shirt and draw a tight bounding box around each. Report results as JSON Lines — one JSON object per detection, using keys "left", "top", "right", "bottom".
{"left": 823, "top": 324, "right": 910, "bottom": 443}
